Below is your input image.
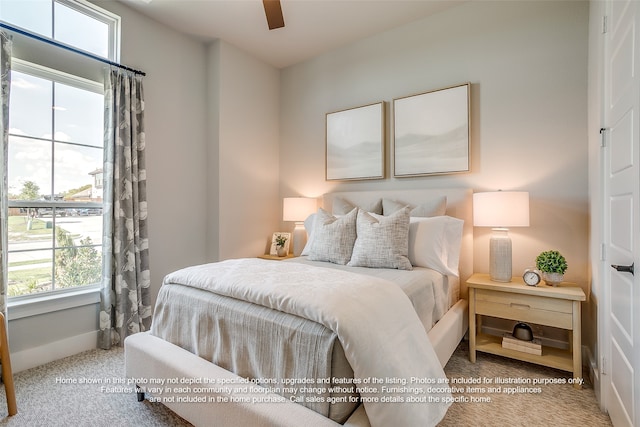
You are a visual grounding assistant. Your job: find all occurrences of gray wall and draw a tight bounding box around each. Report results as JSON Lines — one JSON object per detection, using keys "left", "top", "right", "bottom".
{"left": 278, "top": 0, "right": 590, "bottom": 348}
{"left": 280, "top": 0, "right": 589, "bottom": 287}
{"left": 209, "top": 40, "right": 281, "bottom": 261}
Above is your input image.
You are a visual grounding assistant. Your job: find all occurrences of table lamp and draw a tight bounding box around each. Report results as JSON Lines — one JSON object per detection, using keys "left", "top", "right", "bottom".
{"left": 473, "top": 191, "right": 530, "bottom": 282}
{"left": 283, "top": 197, "right": 317, "bottom": 256}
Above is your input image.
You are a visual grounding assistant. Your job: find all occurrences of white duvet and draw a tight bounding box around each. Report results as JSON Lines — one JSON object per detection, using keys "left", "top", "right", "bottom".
{"left": 163, "top": 258, "right": 452, "bottom": 427}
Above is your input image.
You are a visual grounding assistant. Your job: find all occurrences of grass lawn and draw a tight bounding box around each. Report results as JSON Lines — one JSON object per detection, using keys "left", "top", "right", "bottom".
{"left": 9, "top": 266, "right": 50, "bottom": 283}
{"left": 8, "top": 215, "right": 52, "bottom": 240}
{"left": 9, "top": 259, "right": 50, "bottom": 267}
{"left": 7, "top": 214, "right": 97, "bottom": 296}
{"left": 8, "top": 266, "right": 52, "bottom": 296}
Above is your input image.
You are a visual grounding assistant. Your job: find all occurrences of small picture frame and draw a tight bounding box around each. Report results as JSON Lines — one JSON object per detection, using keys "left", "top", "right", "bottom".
{"left": 269, "top": 232, "right": 291, "bottom": 256}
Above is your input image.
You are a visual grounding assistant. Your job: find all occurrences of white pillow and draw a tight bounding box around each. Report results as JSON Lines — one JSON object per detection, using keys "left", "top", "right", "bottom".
{"left": 347, "top": 207, "right": 412, "bottom": 270}
{"left": 382, "top": 196, "right": 447, "bottom": 217}
{"left": 300, "top": 212, "right": 317, "bottom": 256}
{"left": 332, "top": 197, "right": 383, "bottom": 215}
{"left": 408, "top": 216, "right": 463, "bottom": 276}
{"left": 307, "top": 208, "right": 357, "bottom": 265}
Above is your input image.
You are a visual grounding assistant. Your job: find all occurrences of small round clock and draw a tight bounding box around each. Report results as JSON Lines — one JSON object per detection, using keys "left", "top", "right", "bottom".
{"left": 523, "top": 268, "right": 542, "bottom": 286}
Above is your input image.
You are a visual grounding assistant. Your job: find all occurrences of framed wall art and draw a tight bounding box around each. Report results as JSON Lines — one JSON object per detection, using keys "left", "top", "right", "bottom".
{"left": 326, "top": 101, "right": 385, "bottom": 181}
{"left": 393, "top": 83, "right": 470, "bottom": 177}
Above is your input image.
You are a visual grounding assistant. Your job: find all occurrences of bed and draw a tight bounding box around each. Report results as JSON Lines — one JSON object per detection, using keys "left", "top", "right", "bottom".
{"left": 124, "top": 188, "right": 472, "bottom": 427}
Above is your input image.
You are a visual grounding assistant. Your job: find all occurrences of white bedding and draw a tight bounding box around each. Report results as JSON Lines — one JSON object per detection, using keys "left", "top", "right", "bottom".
{"left": 288, "top": 256, "right": 458, "bottom": 330}
{"left": 162, "top": 258, "right": 452, "bottom": 427}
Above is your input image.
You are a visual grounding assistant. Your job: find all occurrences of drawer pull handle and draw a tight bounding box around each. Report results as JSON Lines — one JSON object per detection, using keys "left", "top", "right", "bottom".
{"left": 510, "top": 303, "right": 530, "bottom": 310}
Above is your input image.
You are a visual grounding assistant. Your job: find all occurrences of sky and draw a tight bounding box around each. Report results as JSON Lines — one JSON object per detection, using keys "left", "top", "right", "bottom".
{"left": 0, "top": 0, "right": 109, "bottom": 58}
{"left": 8, "top": 70, "right": 103, "bottom": 197}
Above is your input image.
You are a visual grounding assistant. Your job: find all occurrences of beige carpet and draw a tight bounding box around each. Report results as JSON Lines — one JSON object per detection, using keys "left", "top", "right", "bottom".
{"left": 0, "top": 347, "right": 190, "bottom": 427}
{"left": 440, "top": 341, "right": 612, "bottom": 427}
{"left": 0, "top": 340, "right": 612, "bottom": 426}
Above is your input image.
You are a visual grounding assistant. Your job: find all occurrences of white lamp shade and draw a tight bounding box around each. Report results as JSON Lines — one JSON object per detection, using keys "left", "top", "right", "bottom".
{"left": 473, "top": 191, "right": 530, "bottom": 227}
{"left": 283, "top": 197, "right": 317, "bottom": 222}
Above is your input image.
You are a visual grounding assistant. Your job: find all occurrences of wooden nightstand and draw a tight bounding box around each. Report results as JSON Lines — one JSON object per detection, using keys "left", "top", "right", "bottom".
{"left": 258, "top": 254, "right": 295, "bottom": 261}
{"left": 467, "top": 273, "right": 586, "bottom": 389}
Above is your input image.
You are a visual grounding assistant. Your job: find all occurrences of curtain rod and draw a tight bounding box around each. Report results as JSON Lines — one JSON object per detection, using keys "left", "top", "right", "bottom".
{"left": 0, "top": 22, "right": 146, "bottom": 76}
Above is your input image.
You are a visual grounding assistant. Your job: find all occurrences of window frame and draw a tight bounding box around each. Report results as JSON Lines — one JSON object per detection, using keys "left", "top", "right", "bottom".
{"left": 7, "top": 59, "right": 105, "bottom": 300}
{"left": 54, "top": 0, "right": 121, "bottom": 62}
{"left": 0, "top": 0, "right": 121, "bottom": 63}
{"left": 1, "top": 0, "right": 120, "bottom": 309}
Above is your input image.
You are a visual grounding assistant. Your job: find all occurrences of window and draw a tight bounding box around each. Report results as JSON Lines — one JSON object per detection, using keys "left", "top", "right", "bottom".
{"left": 7, "top": 62, "right": 104, "bottom": 297}
{"left": 0, "top": 0, "right": 120, "bottom": 60}
{"left": 1, "top": 0, "right": 120, "bottom": 299}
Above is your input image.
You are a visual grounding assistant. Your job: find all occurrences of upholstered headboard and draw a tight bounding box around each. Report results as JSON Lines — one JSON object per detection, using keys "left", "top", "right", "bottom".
{"left": 322, "top": 188, "right": 473, "bottom": 298}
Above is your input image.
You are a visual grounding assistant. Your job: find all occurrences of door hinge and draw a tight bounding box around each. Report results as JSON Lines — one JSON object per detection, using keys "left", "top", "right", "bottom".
{"left": 600, "top": 128, "right": 608, "bottom": 147}
{"left": 602, "top": 356, "right": 606, "bottom": 375}
{"left": 601, "top": 243, "right": 606, "bottom": 261}
{"left": 602, "top": 15, "right": 608, "bottom": 34}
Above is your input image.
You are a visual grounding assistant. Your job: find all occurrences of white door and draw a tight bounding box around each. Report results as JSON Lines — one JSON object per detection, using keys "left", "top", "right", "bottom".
{"left": 603, "top": 0, "right": 640, "bottom": 426}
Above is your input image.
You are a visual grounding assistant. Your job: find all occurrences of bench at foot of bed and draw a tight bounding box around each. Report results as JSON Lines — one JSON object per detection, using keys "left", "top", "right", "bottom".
{"left": 124, "top": 332, "right": 371, "bottom": 427}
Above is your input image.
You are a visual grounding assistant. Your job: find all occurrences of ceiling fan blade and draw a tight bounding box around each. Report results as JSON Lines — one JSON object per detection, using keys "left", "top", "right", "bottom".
{"left": 263, "top": 0, "right": 285, "bottom": 30}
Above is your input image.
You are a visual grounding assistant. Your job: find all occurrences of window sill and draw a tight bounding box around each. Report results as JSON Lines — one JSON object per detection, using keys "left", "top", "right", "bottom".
{"left": 7, "top": 286, "right": 101, "bottom": 321}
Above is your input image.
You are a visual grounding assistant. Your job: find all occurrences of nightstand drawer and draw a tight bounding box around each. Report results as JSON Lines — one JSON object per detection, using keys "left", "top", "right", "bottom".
{"left": 475, "top": 289, "right": 573, "bottom": 329}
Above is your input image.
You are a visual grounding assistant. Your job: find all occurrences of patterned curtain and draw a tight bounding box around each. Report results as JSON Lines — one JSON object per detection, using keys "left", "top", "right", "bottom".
{"left": 99, "top": 67, "right": 151, "bottom": 349}
{"left": 0, "top": 32, "right": 11, "bottom": 320}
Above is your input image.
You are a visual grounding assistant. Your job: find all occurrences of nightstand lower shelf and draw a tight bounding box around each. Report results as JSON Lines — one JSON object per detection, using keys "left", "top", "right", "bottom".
{"left": 475, "top": 333, "right": 574, "bottom": 373}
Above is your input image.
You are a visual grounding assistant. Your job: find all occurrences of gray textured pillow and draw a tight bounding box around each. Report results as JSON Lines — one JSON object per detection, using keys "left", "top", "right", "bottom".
{"left": 382, "top": 197, "right": 447, "bottom": 217}
{"left": 347, "top": 207, "right": 412, "bottom": 270}
{"left": 332, "top": 197, "right": 383, "bottom": 215}
{"left": 308, "top": 208, "right": 357, "bottom": 265}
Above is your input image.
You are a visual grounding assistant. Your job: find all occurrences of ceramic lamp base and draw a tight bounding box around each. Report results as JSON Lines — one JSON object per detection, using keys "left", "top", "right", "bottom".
{"left": 291, "top": 222, "right": 307, "bottom": 257}
{"left": 489, "top": 228, "right": 512, "bottom": 282}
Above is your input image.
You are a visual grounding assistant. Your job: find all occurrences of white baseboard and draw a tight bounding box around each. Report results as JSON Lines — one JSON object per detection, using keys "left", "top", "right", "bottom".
{"left": 584, "top": 345, "right": 603, "bottom": 407}
{"left": 10, "top": 330, "right": 98, "bottom": 373}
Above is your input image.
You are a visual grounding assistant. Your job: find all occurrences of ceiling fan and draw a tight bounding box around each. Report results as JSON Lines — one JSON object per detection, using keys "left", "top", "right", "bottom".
{"left": 263, "top": 0, "right": 285, "bottom": 30}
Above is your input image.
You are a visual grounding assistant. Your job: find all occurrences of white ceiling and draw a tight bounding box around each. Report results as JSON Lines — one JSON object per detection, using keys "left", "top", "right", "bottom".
{"left": 120, "top": 0, "right": 464, "bottom": 69}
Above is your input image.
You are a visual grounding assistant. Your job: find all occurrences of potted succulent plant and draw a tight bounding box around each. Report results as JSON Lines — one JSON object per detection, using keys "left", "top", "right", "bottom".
{"left": 275, "top": 234, "right": 288, "bottom": 257}
{"left": 535, "top": 250, "right": 568, "bottom": 286}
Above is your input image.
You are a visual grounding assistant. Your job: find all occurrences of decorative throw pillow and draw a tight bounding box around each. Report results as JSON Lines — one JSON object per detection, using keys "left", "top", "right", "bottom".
{"left": 408, "top": 216, "right": 464, "bottom": 276}
{"left": 307, "top": 208, "right": 357, "bottom": 265}
{"left": 332, "top": 197, "right": 383, "bottom": 215}
{"left": 347, "top": 207, "right": 412, "bottom": 270}
{"left": 382, "top": 196, "right": 447, "bottom": 217}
